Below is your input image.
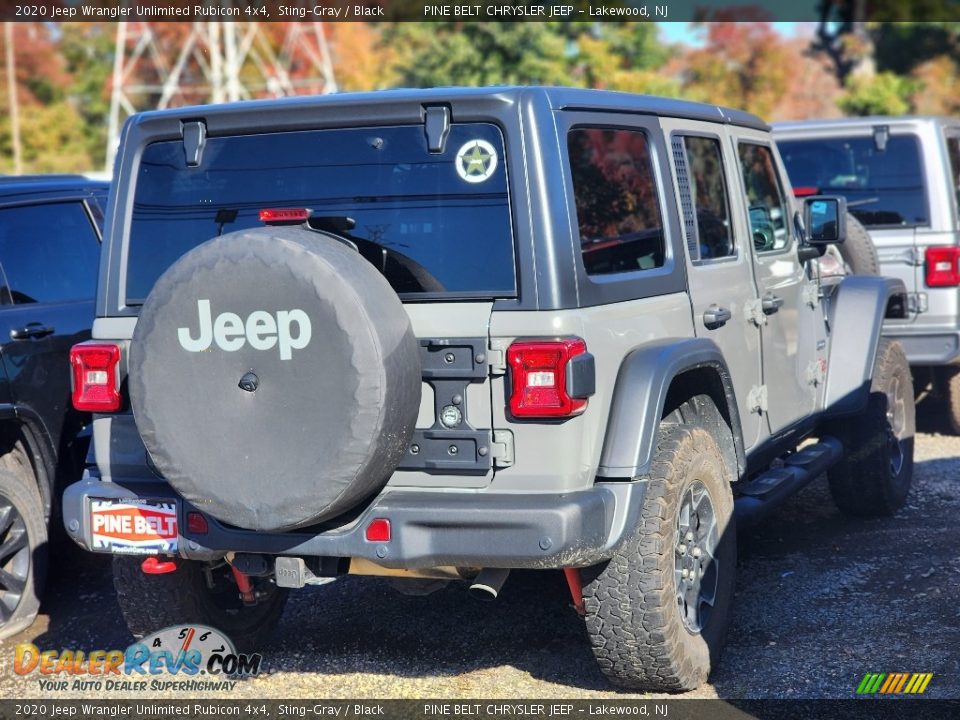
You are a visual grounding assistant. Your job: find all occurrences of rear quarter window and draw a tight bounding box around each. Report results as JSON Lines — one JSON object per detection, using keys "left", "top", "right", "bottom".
{"left": 0, "top": 201, "right": 99, "bottom": 304}
{"left": 567, "top": 127, "right": 665, "bottom": 276}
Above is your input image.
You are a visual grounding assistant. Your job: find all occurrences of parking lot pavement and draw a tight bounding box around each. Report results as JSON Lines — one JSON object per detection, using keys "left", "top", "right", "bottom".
{"left": 1, "top": 430, "right": 957, "bottom": 700}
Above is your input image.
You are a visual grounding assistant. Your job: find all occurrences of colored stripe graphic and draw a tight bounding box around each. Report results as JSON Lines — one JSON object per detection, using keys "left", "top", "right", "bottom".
{"left": 857, "top": 673, "right": 885, "bottom": 694}
{"left": 857, "top": 672, "right": 932, "bottom": 694}
{"left": 894, "top": 673, "right": 910, "bottom": 693}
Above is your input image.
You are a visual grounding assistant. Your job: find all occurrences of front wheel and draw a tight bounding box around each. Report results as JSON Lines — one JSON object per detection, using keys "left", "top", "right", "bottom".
{"left": 112, "top": 556, "right": 288, "bottom": 651}
{"left": 827, "top": 339, "right": 915, "bottom": 516}
{"left": 582, "top": 423, "right": 736, "bottom": 692}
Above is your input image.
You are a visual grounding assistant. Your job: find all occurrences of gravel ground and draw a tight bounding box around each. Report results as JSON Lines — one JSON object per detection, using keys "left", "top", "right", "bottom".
{"left": 1, "top": 428, "right": 957, "bottom": 701}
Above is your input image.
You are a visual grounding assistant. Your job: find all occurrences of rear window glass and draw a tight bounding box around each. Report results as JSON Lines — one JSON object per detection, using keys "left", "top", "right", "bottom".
{"left": 568, "top": 127, "right": 665, "bottom": 276}
{"left": 126, "top": 124, "right": 515, "bottom": 303}
{"left": 778, "top": 134, "right": 928, "bottom": 227}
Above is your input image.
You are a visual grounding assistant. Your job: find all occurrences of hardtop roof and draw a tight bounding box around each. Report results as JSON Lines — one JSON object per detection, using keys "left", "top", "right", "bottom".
{"left": 130, "top": 86, "right": 769, "bottom": 132}
{"left": 773, "top": 116, "right": 960, "bottom": 134}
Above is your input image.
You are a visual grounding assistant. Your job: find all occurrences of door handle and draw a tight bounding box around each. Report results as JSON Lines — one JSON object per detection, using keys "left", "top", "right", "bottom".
{"left": 761, "top": 294, "right": 784, "bottom": 315}
{"left": 10, "top": 323, "right": 55, "bottom": 340}
{"left": 702, "top": 305, "right": 732, "bottom": 329}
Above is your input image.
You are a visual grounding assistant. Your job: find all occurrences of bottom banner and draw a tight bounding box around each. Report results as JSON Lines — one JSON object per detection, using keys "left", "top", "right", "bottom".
{"left": 3, "top": 700, "right": 960, "bottom": 720}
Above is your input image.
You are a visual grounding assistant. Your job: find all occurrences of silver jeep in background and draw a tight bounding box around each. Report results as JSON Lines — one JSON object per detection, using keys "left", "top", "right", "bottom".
{"left": 775, "top": 117, "right": 960, "bottom": 432}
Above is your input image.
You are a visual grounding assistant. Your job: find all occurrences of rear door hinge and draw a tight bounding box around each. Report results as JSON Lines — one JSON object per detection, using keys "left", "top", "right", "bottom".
{"left": 490, "top": 430, "right": 514, "bottom": 468}
{"left": 802, "top": 283, "right": 820, "bottom": 308}
{"left": 181, "top": 120, "right": 207, "bottom": 168}
{"left": 907, "top": 292, "right": 928, "bottom": 314}
{"left": 423, "top": 105, "right": 451, "bottom": 154}
{"left": 805, "top": 358, "right": 827, "bottom": 387}
{"left": 744, "top": 298, "right": 767, "bottom": 327}
{"left": 747, "top": 385, "right": 768, "bottom": 414}
{"left": 487, "top": 339, "right": 508, "bottom": 376}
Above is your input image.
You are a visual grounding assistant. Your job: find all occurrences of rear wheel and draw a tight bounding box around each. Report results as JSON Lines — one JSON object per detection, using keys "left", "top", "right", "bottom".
{"left": 827, "top": 340, "right": 914, "bottom": 516}
{"left": 582, "top": 421, "right": 736, "bottom": 692}
{"left": 939, "top": 367, "right": 960, "bottom": 435}
{"left": 0, "top": 465, "right": 46, "bottom": 640}
{"left": 112, "top": 557, "right": 288, "bottom": 651}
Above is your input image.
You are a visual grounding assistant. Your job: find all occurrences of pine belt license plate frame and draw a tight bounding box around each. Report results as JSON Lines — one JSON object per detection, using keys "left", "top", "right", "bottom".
{"left": 89, "top": 497, "right": 179, "bottom": 555}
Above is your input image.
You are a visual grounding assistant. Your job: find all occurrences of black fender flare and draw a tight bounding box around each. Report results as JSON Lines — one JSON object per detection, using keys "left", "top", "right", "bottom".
{"left": 596, "top": 337, "right": 745, "bottom": 480}
{"left": 823, "top": 275, "right": 908, "bottom": 417}
{"left": 0, "top": 404, "right": 57, "bottom": 521}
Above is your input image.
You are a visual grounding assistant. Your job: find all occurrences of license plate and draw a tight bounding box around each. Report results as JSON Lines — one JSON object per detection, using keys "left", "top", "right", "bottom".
{"left": 90, "top": 498, "right": 178, "bottom": 554}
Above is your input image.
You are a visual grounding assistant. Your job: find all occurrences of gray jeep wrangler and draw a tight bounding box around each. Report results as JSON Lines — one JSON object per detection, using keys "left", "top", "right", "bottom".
{"left": 776, "top": 117, "right": 960, "bottom": 433}
{"left": 64, "top": 87, "right": 913, "bottom": 692}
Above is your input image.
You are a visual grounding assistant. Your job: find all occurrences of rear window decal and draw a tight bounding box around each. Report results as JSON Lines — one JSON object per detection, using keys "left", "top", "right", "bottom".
{"left": 455, "top": 139, "right": 498, "bottom": 183}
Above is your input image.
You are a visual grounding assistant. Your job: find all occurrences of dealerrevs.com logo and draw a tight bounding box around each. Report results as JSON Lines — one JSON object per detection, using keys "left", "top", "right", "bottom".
{"left": 15, "top": 625, "right": 261, "bottom": 693}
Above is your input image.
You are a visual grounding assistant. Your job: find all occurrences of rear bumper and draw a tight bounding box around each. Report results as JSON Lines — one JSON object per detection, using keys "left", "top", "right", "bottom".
{"left": 62, "top": 474, "right": 646, "bottom": 570}
{"left": 883, "top": 328, "right": 960, "bottom": 365}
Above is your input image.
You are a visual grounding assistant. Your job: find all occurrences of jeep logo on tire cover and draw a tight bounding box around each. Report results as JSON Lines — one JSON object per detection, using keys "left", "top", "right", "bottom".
{"left": 178, "top": 299, "right": 312, "bottom": 360}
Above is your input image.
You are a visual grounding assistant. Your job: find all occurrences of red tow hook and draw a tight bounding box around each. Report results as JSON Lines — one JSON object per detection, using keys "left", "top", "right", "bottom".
{"left": 141, "top": 557, "right": 177, "bottom": 575}
{"left": 231, "top": 565, "right": 256, "bottom": 604}
{"left": 563, "top": 568, "right": 585, "bottom": 616}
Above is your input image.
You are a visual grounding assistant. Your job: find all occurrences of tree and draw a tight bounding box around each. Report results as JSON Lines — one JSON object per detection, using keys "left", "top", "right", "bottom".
{"left": 837, "top": 71, "right": 917, "bottom": 116}
{"left": 0, "top": 23, "right": 93, "bottom": 173}
{"left": 59, "top": 24, "right": 115, "bottom": 167}
{"left": 384, "top": 23, "right": 572, "bottom": 88}
{"left": 680, "top": 23, "right": 790, "bottom": 119}
{"left": 383, "top": 22, "right": 677, "bottom": 95}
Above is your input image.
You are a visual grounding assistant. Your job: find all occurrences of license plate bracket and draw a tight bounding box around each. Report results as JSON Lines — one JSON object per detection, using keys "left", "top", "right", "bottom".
{"left": 90, "top": 498, "right": 178, "bottom": 555}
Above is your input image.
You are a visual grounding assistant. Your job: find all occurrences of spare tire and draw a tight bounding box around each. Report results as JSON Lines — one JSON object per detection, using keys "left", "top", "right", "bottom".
{"left": 839, "top": 212, "right": 880, "bottom": 276}
{"left": 129, "top": 227, "right": 421, "bottom": 531}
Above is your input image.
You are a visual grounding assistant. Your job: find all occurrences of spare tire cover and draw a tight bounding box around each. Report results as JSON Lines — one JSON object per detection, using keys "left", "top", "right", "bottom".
{"left": 129, "top": 226, "right": 421, "bottom": 531}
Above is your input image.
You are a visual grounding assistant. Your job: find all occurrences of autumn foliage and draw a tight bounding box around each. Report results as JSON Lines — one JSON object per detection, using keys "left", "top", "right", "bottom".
{"left": 0, "top": 21, "right": 955, "bottom": 174}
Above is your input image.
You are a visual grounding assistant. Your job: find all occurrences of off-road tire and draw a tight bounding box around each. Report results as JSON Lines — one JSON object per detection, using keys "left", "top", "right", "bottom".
{"left": 582, "top": 423, "right": 736, "bottom": 692}
{"left": 827, "top": 340, "right": 914, "bottom": 516}
{"left": 838, "top": 212, "right": 880, "bottom": 276}
{"left": 939, "top": 367, "right": 960, "bottom": 435}
{"left": 113, "top": 557, "right": 288, "bottom": 652}
{"left": 0, "top": 465, "right": 47, "bottom": 640}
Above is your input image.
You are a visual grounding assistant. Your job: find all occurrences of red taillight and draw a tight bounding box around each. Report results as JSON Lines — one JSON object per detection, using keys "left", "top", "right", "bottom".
{"left": 925, "top": 246, "right": 960, "bottom": 287}
{"left": 70, "top": 343, "right": 121, "bottom": 412}
{"left": 186, "top": 512, "right": 209, "bottom": 535}
{"left": 259, "top": 208, "right": 311, "bottom": 224}
{"left": 365, "top": 518, "right": 391, "bottom": 542}
{"left": 792, "top": 186, "right": 819, "bottom": 198}
{"left": 507, "top": 338, "right": 590, "bottom": 418}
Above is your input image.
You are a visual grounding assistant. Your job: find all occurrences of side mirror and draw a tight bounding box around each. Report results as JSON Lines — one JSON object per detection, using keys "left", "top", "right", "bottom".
{"left": 803, "top": 196, "right": 847, "bottom": 245}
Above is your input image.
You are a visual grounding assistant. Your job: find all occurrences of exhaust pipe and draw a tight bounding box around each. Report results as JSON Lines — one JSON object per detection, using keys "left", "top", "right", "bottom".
{"left": 468, "top": 568, "right": 510, "bottom": 601}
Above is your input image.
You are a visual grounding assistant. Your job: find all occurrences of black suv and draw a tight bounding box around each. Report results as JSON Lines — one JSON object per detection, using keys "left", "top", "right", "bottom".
{"left": 0, "top": 175, "right": 107, "bottom": 638}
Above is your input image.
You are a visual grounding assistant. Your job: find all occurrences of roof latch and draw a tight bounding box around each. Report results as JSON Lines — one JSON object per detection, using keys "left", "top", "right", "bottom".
{"left": 182, "top": 120, "right": 207, "bottom": 168}
{"left": 423, "top": 106, "right": 451, "bottom": 154}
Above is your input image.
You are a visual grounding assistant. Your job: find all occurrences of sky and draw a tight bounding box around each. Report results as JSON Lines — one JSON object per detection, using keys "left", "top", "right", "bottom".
{"left": 658, "top": 22, "right": 809, "bottom": 46}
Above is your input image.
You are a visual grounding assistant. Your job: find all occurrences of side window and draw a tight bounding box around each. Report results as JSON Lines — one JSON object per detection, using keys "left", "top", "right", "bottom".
{"left": 946, "top": 137, "right": 960, "bottom": 213}
{"left": 0, "top": 202, "right": 99, "bottom": 305}
{"left": 568, "top": 127, "right": 665, "bottom": 276}
{"left": 738, "top": 143, "right": 791, "bottom": 253}
{"left": 681, "top": 136, "right": 734, "bottom": 261}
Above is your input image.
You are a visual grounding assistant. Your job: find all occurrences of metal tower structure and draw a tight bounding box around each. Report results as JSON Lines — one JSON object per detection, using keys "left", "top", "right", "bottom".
{"left": 105, "top": 21, "right": 338, "bottom": 171}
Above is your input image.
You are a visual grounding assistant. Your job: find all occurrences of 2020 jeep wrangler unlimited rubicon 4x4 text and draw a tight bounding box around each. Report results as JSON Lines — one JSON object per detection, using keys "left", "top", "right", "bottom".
{"left": 64, "top": 88, "right": 913, "bottom": 692}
